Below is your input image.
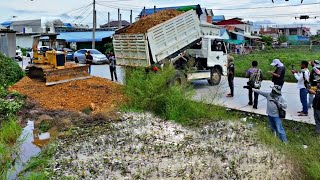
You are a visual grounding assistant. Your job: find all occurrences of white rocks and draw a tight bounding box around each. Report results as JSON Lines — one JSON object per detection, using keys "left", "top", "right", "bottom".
{"left": 52, "top": 112, "right": 294, "bottom": 179}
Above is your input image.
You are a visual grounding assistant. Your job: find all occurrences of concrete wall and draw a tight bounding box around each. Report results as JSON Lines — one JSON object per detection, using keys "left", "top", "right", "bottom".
{"left": 0, "top": 32, "right": 16, "bottom": 58}
{"left": 16, "top": 35, "right": 33, "bottom": 48}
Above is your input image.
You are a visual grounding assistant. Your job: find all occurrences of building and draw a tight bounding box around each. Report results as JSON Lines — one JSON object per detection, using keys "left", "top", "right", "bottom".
{"left": 0, "top": 28, "right": 16, "bottom": 58}
{"left": 260, "top": 25, "right": 311, "bottom": 44}
{"left": 214, "top": 18, "right": 252, "bottom": 35}
{"left": 100, "top": 20, "right": 131, "bottom": 30}
{"left": 212, "top": 15, "right": 225, "bottom": 24}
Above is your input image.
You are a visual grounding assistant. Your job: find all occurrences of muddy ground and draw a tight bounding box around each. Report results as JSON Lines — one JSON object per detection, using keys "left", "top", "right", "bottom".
{"left": 51, "top": 112, "right": 295, "bottom": 179}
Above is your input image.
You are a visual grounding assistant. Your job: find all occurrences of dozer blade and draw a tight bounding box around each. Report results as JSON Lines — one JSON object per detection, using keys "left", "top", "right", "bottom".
{"left": 45, "top": 65, "right": 91, "bottom": 86}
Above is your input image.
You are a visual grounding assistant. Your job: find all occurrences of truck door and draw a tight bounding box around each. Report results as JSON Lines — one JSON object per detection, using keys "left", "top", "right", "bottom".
{"left": 207, "top": 39, "right": 224, "bottom": 68}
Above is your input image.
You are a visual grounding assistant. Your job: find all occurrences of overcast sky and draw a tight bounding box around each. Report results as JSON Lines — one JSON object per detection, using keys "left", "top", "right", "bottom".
{"left": 0, "top": 0, "right": 319, "bottom": 33}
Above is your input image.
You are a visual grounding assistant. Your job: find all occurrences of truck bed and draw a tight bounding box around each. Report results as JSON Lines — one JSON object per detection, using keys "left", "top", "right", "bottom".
{"left": 113, "top": 10, "right": 201, "bottom": 67}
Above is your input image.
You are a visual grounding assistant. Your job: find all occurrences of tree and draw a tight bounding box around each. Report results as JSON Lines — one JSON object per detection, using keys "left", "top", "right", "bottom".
{"left": 261, "top": 35, "right": 273, "bottom": 46}
{"left": 278, "top": 35, "right": 288, "bottom": 43}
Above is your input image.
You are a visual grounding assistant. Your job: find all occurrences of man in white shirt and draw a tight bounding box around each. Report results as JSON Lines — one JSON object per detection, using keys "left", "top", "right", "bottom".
{"left": 291, "top": 61, "right": 310, "bottom": 116}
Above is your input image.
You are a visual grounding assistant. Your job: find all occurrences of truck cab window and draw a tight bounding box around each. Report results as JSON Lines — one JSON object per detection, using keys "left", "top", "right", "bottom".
{"left": 211, "top": 40, "right": 217, "bottom": 51}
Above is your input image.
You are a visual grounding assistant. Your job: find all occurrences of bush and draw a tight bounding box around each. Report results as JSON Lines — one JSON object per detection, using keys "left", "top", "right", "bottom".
{"left": 123, "top": 67, "right": 236, "bottom": 124}
{"left": 0, "top": 52, "right": 24, "bottom": 88}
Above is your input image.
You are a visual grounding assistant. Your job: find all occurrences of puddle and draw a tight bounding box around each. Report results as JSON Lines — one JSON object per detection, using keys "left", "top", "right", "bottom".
{"left": 8, "top": 120, "right": 53, "bottom": 180}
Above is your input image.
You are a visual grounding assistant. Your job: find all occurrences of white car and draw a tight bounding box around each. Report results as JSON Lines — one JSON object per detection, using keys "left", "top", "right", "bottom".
{"left": 15, "top": 48, "right": 22, "bottom": 61}
{"left": 73, "top": 49, "right": 108, "bottom": 64}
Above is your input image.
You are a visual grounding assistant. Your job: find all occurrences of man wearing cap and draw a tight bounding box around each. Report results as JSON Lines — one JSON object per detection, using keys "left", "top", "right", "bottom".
{"left": 268, "top": 59, "right": 285, "bottom": 88}
{"left": 226, "top": 55, "right": 235, "bottom": 97}
{"left": 253, "top": 85, "right": 288, "bottom": 142}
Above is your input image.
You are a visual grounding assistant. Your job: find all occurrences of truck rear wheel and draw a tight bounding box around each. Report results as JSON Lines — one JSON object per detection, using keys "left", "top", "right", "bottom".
{"left": 208, "top": 68, "right": 221, "bottom": 86}
{"left": 171, "top": 71, "right": 187, "bottom": 87}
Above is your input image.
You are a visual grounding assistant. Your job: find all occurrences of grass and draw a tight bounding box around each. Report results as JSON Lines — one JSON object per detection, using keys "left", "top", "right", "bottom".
{"left": 254, "top": 117, "right": 320, "bottom": 179}
{"left": 123, "top": 67, "right": 240, "bottom": 125}
{"left": 0, "top": 118, "right": 22, "bottom": 179}
{"left": 18, "top": 143, "right": 57, "bottom": 180}
{"left": 234, "top": 47, "right": 320, "bottom": 82}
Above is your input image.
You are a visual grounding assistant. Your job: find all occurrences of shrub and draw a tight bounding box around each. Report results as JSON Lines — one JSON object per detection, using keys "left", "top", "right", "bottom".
{"left": 0, "top": 52, "right": 24, "bottom": 88}
{"left": 123, "top": 67, "right": 235, "bottom": 124}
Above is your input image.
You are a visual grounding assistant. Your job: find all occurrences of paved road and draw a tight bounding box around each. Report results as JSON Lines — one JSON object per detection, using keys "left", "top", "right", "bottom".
{"left": 192, "top": 77, "right": 316, "bottom": 125}
{"left": 17, "top": 58, "right": 315, "bottom": 125}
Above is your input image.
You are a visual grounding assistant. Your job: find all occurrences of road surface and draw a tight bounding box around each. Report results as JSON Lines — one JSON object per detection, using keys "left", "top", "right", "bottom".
{"left": 18, "top": 58, "right": 315, "bottom": 125}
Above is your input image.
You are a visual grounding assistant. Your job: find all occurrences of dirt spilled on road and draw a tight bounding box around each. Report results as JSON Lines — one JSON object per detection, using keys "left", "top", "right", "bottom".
{"left": 9, "top": 76, "right": 125, "bottom": 113}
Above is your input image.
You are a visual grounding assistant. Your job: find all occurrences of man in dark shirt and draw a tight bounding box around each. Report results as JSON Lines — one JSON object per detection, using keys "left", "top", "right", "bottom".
{"left": 308, "top": 60, "right": 320, "bottom": 108}
{"left": 269, "top": 59, "right": 285, "bottom": 88}
{"left": 245, "top": 61, "right": 264, "bottom": 109}
{"left": 109, "top": 52, "right": 118, "bottom": 82}
{"left": 85, "top": 50, "right": 93, "bottom": 74}
{"left": 227, "top": 55, "right": 235, "bottom": 97}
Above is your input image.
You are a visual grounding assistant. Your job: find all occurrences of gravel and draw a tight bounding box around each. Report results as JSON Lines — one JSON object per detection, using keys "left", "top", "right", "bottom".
{"left": 52, "top": 112, "right": 294, "bottom": 179}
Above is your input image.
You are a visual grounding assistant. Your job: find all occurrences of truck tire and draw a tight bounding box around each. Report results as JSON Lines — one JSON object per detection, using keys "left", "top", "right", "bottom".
{"left": 171, "top": 71, "right": 187, "bottom": 87}
{"left": 208, "top": 68, "right": 221, "bottom": 86}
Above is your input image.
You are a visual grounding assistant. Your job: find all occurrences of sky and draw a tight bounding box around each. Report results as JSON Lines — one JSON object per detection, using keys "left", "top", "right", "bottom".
{"left": 0, "top": 0, "right": 319, "bottom": 33}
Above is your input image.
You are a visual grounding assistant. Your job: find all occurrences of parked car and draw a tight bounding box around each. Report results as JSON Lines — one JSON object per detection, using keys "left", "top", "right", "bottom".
{"left": 58, "top": 48, "right": 74, "bottom": 61}
{"left": 15, "top": 48, "right": 23, "bottom": 61}
{"left": 73, "top": 49, "right": 108, "bottom": 64}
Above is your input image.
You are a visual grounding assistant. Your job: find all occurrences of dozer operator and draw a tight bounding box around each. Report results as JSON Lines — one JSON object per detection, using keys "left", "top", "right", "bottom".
{"left": 26, "top": 34, "right": 91, "bottom": 86}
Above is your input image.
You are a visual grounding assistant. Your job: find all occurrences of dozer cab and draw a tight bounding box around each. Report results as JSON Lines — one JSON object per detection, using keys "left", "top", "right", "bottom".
{"left": 26, "top": 34, "right": 91, "bottom": 86}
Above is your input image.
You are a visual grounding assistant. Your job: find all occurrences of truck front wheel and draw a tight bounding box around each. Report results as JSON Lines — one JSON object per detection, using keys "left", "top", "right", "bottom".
{"left": 171, "top": 71, "right": 187, "bottom": 87}
{"left": 208, "top": 68, "right": 221, "bottom": 86}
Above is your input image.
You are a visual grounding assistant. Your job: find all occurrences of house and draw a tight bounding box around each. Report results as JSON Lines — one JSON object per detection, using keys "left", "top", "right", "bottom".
{"left": 260, "top": 25, "right": 311, "bottom": 44}
{"left": 0, "top": 28, "right": 16, "bottom": 58}
{"left": 214, "top": 18, "right": 252, "bottom": 35}
{"left": 212, "top": 15, "right": 225, "bottom": 23}
{"left": 100, "top": 20, "right": 131, "bottom": 29}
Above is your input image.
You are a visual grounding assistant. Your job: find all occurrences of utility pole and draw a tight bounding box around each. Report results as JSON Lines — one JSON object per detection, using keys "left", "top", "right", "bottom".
{"left": 92, "top": 0, "right": 96, "bottom": 49}
{"left": 108, "top": 12, "right": 110, "bottom": 29}
{"left": 118, "top": 9, "right": 120, "bottom": 29}
{"left": 130, "top": 10, "right": 132, "bottom": 24}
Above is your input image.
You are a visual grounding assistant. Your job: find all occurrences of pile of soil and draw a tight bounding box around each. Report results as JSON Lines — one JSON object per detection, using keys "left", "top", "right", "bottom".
{"left": 123, "top": 10, "right": 183, "bottom": 34}
{"left": 9, "top": 77, "right": 125, "bottom": 112}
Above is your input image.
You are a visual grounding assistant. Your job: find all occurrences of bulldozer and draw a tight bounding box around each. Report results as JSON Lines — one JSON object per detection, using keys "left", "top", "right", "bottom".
{"left": 26, "top": 34, "right": 91, "bottom": 86}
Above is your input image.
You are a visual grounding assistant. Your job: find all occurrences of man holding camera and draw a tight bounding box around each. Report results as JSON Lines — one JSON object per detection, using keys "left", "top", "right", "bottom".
{"left": 244, "top": 61, "right": 263, "bottom": 109}
{"left": 291, "top": 61, "right": 310, "bottom": 116}
{"left": 268, "top": 59, "right": 285, "bottom": 88}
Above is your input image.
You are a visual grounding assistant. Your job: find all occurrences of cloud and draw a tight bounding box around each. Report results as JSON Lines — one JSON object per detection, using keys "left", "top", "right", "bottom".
{"left": 13, "top": 9, "right": 48, "bottom": 14}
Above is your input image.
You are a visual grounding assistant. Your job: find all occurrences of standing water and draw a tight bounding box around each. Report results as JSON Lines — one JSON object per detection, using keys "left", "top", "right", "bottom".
{"left": 8, "top": 120, "right": 51, "bottom": 179}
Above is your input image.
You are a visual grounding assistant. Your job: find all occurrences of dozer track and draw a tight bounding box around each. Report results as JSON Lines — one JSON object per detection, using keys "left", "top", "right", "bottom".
{"left": 27, "top": 64, "right": 91, "bottom": 86}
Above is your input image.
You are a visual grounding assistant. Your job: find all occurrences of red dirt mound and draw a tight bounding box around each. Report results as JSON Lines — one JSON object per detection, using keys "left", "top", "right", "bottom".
{"left": 123, "top": 9, "right": 183, "bottom": 34}
{"left": 9, "top": 77, "right": 125, "bottom": 112}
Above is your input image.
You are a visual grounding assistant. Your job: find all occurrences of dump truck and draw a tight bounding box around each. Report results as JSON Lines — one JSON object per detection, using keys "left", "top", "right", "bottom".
{"left": 26, "top": 34, "right": 91, "bottom": 86}
{"left": 113, "top": 10, "right": 228, "bottom": 85}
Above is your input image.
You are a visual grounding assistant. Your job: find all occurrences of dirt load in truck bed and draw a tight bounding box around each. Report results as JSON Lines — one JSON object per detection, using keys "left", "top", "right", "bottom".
{"left": 9, "top": 77, "right": 125, "bottom": 112}
{"left": 122, "top": 10, "right": 183, "bottom": 34}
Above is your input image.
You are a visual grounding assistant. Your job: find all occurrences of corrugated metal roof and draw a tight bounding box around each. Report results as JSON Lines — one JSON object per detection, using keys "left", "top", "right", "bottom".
{"left": 41, "top": 31, "right": 115, "bottom": 42}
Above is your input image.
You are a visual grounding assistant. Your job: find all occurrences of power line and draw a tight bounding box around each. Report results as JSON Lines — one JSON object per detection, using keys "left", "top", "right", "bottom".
{"left": 71, "top": 5, "right": 93, "bottom": 23}
{"left": 211, "top": 2, "right": 320, "bottom": 10}
{"left": 96, "top": 3, "right": 141, "bottom": 12}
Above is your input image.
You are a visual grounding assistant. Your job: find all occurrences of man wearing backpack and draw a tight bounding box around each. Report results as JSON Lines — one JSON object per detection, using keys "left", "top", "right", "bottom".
{"left": 291, "top": 61, "right": 310, "bottom": 116}
{"left": 245, "top": 61, "right": 263, "bottom": 109}
{"left": 253, "top": 85, "right": 288, "bottom": 142}
{"left": 309, "top": 83, "right": 320, "bottom": 135}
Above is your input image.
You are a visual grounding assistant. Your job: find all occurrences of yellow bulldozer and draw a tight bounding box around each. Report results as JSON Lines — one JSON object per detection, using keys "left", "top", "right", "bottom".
{"left": 26, "top": 34, "right": 91, "bottom": 86}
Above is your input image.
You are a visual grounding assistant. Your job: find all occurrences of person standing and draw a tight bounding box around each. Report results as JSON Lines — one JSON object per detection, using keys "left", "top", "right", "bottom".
{"left": 309, "top": 84, "right": 320, "bottom": 135}
{"left": 253, "top": 85, "right": 288, "bottom": 142}
{"left": 85, "top": 50, "right": 93, "bottom": 75}
{"left": 291, "top": 61, "right": 310, "bottom": 116}
{"left": 308, "top": 60, "right": 320, "bottom": 108}
{"left": 269, "top": 59, "right": 285, "bottom": 88}
{"left": 227, "top": 55, "right": 235, "bottom": 97}
{"left": 245, "top": 61, "right": 263, "bottom": 109}
{"left": 109, "top": 52, "right": 118, "bottom": 82}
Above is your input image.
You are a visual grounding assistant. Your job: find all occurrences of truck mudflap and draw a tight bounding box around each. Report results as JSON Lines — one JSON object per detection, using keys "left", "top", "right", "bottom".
{"left": 44, "top": 65, "right": 91, "bottom": 86}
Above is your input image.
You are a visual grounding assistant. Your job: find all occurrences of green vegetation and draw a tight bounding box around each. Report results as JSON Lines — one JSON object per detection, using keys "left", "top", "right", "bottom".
{"left": 234, "top": 47, "right": 320, "bottom": 82}
{"left": 278, "top": 35, "right": 288, "bottom": 43}
{"left": 0, "top": 52, "right": 24, "bottom": 88}
{"left": 0, "top": 53, "right": 25, "bottom": 178}
{"left": 261, "top": 35, "right": 273, "bottom": 46}
{"left": 255, "top": 118, "right": 320, "bottom": 179}
{"left": 123, "top": 67, "right": 239, "bottom": 125}
{"left": 19, "top": 143, "right": 57, "bottom": 180}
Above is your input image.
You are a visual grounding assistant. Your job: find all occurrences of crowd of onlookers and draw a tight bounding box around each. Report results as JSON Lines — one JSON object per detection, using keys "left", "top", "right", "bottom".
{"left": 226, "top": 57, "right": 320, "bottom": 142}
